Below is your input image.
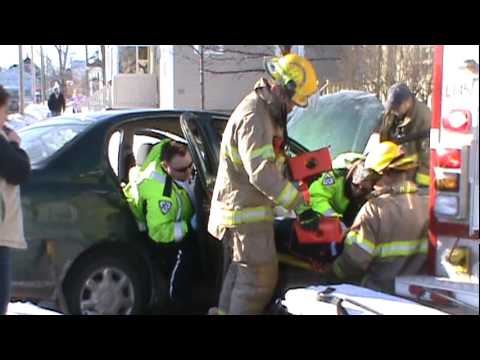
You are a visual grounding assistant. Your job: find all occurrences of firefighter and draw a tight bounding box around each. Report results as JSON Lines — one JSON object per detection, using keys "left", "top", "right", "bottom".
{"left": 208, "top": 53, "right": 320, "bottom": 315}
{"left": 124, "top": 139, "right": 197, "bottom": 307}
{"left": 326, "top": 141, "right": 429, "bottom": 293}
{"left": 379, "top": 83, "right": 431, "bottom": 187}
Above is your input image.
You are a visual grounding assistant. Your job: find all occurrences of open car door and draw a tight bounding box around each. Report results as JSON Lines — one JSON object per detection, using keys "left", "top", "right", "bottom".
{"left": 180, "top": 112, "right": 221, "bottom": 196}
{"left": 180, "top": 112, "right": 227, "bottom": 304}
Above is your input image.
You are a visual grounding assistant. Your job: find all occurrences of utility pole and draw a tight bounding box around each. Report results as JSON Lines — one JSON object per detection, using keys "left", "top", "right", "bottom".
{"left": 31, "top": 45, "right": 36, "bottom": 104}
{"left": 85, "top": 45, "right": 89, "bottom": 96}
{"left": 18, "top": 45, "right": 24, "bottom": 114}
{"left": 100, "top": 45, "right": 106, "bottom": 87}
{"left": 199, "top": 45, "right": 205, "bottom": 110}
{"left": 40, "top": 45, "right": 46, "bottom": 103}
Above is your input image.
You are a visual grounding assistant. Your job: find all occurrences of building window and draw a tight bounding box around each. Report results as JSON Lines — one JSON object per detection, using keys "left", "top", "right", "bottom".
{"left": 138, "top": 46, "right": 150, "bottom": 73}
{"left": 118, "top": 46, "right": 136, "bottom": 74}
{"left": 193, "top": 45, "right": 225, "bottom": 56}
{"left": 118, "top": 46, "right": 151, "bottom": 74}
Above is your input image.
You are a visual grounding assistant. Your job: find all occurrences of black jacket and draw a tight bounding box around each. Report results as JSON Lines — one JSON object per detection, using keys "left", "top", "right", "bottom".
{"left": 48, "top": 93, "right": 66, "bottom": 113}
{"left": 0, "top": 134, "right": 31, "bottom": 185}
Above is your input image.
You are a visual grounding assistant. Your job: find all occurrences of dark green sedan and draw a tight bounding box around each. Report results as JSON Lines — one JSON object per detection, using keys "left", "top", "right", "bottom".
{"left": 13, "top": 91, "right": 384, "bottom": 315}
{"left": 13, "top": 109, "right": 230, "bottom": 315}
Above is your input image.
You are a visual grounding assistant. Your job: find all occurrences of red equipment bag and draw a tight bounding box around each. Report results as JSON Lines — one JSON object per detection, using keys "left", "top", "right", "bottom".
{"left": 294, "top": 216, "right": 344, "bottom": 245}
{"left": 287, "top": 146, "right": 343, "bottom": 245}
{"left": 288, "top": 147, "right": 333, "bottom": 181}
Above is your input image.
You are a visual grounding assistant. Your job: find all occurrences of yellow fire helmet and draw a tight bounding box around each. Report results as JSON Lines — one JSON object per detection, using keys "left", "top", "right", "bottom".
{"left": 389, "top": 153, "right": 419, "bottom": 171}
{"left": 265, "top": 53, "right": 319, "bottom": 107}
{"left": 364, "top": 141, "right": 418, "bottom": 175}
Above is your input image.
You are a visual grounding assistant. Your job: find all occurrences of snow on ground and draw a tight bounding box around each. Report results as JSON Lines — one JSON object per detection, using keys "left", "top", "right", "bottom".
{"left": 7, "top": 302, "right": 62, "bottom": 315}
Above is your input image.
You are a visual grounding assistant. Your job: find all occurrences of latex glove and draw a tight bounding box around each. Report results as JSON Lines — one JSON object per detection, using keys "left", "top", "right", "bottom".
{"left": 295, "top": 204, "right": 320, "bottom": 231}
{"left": 190, "top": 214, "right": 198, "bottom": 231}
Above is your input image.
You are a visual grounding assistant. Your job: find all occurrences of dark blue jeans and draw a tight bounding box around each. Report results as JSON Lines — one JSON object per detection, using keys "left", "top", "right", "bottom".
{"left": 0, "top": 246, "right": 11, "bottom": 315}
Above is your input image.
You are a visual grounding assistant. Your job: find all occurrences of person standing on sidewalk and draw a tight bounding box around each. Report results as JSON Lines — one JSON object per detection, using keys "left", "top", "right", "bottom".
{"left": 72, "top": 89, "right": 84, "bottom": 113}
{"left": 48, "top": 85, "right": 66, "bottom": 117}
{"left": 0, "top": 85, "right": 31, "bottom": 315}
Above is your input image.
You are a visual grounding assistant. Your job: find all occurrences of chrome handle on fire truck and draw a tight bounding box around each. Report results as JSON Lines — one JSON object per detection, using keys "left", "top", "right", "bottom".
{"left": 468, "top": 125, "right": 479, "bottom": 235}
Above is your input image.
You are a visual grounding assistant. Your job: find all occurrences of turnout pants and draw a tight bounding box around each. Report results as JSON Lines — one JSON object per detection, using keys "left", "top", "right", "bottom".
{"left": 218, "top": 222, "right": 278, "bottom": 315}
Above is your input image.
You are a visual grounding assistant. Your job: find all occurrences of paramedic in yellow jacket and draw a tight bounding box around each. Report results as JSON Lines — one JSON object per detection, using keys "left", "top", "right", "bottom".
{"left": 208, "top": 53, "right": 320, "bottom": 315}
{"left": 309, "top": 152, "right": 374, "bottom": 229}
{"left": 124, "top": 139, "right": 197, "bottom": 306}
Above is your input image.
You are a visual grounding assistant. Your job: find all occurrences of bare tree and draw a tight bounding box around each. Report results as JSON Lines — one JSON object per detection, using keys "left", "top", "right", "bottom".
{"left": 384, "top": 45, "right": 398, "bottom": 99}
{"left": 183, "top": 45, "right": 276, "bottom": 109}
{"left": 161, "top": 45, "right": 437, "bottom": 110}
{"left": 180, "top": 45, "right": 341, "bottom": 108}
{"left": 333, "top": 45, "right": 434, "bottom": 104}
{"left": 187, "top": 45, "right": 275, "bottom": 74}
{"left": 187, "top": 45, "right": 341, "bottom": 76}
{"left": 53, "top": 45, "right": 69, "bottom": 93}
{"left": 399, "top": 45, "right": 434, "bottom": 103}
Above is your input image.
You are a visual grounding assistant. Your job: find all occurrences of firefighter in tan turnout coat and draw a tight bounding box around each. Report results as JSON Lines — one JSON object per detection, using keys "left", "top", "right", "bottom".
{"left": 331, "top": 141, "right": 429, "bottom": 293}
{"left": 208, "top": 53, "right": 320, "bottom": 314}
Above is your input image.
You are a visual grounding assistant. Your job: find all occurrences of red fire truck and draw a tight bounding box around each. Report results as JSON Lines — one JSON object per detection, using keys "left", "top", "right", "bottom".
{"left": 394, "top": 45, "right": 479, "bottom": 314}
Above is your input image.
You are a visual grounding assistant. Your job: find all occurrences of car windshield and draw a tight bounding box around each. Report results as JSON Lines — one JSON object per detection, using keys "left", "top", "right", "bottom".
{"left": 19, "top": 123, "right": 89, "bottom": 164}
{"left": 287, "top": 91, "right": 384, "bottom": 157}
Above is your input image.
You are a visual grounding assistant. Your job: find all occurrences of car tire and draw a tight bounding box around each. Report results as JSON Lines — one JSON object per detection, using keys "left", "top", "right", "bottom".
{"left": 64, "top": 252, "right": 149, "bottom": 315}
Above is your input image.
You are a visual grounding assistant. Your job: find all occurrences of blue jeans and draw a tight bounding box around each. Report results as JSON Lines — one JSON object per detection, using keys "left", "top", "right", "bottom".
{"left": 0, "top": 246, "right": 11, "bottom": 315}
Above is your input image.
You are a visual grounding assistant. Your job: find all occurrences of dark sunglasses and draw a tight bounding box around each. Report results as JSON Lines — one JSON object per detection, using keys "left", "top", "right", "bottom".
{"left": 171, "top": 161, "right": 193, "bottom": 173}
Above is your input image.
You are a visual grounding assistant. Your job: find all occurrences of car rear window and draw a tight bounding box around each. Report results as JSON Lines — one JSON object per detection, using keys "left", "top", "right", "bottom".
{"left": 19, "top": 124, "right": 88, "bottom": 164}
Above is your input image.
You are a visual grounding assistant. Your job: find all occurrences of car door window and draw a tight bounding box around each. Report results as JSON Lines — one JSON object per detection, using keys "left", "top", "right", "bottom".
{"left": 180, "top": 113, "right": 216, "bottom": 192}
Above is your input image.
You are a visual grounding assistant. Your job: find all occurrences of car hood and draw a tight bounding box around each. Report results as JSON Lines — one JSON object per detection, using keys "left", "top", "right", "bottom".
{"left": 287, "top": 90, "right": 384, "bottom": 157}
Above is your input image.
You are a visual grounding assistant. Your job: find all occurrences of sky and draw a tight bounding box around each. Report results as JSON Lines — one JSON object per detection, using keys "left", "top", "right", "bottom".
{"left": 0, "top": 45, "right": 100, "bottom": 69}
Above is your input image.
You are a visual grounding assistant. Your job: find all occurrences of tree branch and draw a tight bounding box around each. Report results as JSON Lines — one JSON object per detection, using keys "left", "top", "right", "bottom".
{"left": 217, "top": 47, "right": 274, "bottom": 57}
{"left": 310, "top": 57, "right": 341, "bottom": 62}
{"left": 203, "top": 68, "right": 264, "bottom": 74}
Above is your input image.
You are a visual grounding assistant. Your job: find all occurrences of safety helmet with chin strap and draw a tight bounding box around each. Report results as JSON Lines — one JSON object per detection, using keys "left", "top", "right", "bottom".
{"left": 264, "top": 53, "right": 319, "bottom": 108}
{"left": 354, "top": 141, "right": 418, "bottom": 184}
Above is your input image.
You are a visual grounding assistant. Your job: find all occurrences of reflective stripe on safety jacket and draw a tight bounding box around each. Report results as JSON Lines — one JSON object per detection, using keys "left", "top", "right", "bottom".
{"left": 344, "top": 231, "right": 428, "bottom": 258}
{"left": 214, "top": 206, "right": 275, "bottom": 226}
{"left": 415, "top": 172, "right": 430, "bottom": 186}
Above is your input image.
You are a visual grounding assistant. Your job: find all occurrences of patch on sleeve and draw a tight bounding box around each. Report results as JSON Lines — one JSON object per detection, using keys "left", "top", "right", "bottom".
{"left": 322, "top": 173, "right": 336, "bottom": 186}
{"left": 159, "top": 200, "right": 173, "bottom": 215}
